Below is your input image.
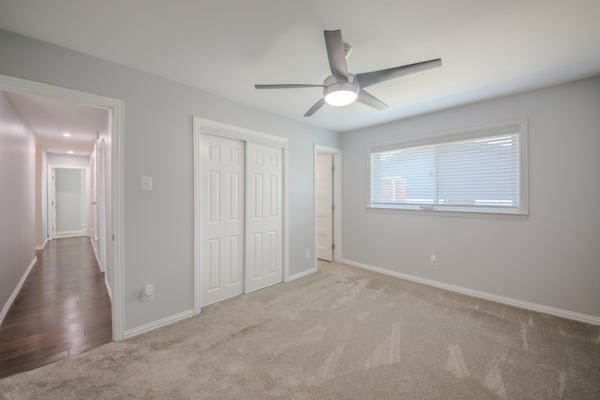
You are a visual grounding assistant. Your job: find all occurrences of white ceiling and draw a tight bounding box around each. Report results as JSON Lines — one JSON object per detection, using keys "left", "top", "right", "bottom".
{"left": 1, "top": 0, "right": 599, "bottom": 132}
{"left": 5, "top": 91, "right": 108, "bottom": 156}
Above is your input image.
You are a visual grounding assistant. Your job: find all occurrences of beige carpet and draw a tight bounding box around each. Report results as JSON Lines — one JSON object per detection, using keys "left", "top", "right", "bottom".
{"left": 1, "top": 262, "right": 599, "bottom": 399}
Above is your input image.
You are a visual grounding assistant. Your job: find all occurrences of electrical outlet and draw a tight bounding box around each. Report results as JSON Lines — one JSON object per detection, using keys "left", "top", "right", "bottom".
{"left": 305, "top": 248, "right": 311, "bottom": 259}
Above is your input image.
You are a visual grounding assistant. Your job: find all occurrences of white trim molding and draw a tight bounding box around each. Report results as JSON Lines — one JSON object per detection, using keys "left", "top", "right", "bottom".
{"left": 288, "top": 267, "right": 318, "bottom": 282}
{"left": 193, "top": 116, "right": 290, "bottom": 315}
{"left": 91, "top": 236, "right": 110, "bottom": 300}
{"left": 0, "top": 73, "right": 126, "bottom": 341}
{"left": 314, "top": 145, "right": 343, "bottom": 266}
{"left": 104, "top": 275, "right": 112, "bottom": 302}
{"left": 0, "top": 257, "right": 37, "bottom": 325}
{"left": 36, "top": 238, "right": 48, "bottom": 251}
{"left": 124, "top": 309, "right": 194, "bottom": 339}
{"left": 47, "top": 164, "right": 91, "bottom": 240}
{"left": 341, "top": 258, "right": 600, "bottom": 326}
{"left": 53, "top": 230, "right": 88, "bottom": 239}
{"left": 194, "top": 116, "right": 287, "bottom": 149}
{"left": 90, "top": 236, "right": 105, "bottom": 272}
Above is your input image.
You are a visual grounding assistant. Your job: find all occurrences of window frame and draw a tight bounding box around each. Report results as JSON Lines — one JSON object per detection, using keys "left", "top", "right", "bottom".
{"left": 366, "top": 120, "right": 529, "bottom": 216}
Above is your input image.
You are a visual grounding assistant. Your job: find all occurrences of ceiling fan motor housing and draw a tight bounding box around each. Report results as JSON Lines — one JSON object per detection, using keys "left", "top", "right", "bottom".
{"left": 323, "top": 74, "right": 359, "bottom": 92}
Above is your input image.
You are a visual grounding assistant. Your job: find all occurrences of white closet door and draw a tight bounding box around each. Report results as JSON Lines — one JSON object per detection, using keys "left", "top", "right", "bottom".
{"left": 245, "top": 142, "right": 283, "bottom": 293}
{"left": 316, "top": 154, "right": 333, "bottom": 261}
{"left": 200, "top": 134, "right": 245, "bottom": 305}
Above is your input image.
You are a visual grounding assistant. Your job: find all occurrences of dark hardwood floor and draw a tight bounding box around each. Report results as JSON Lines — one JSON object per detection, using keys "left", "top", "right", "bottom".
{"left": 0, "top": 237, "right": 112, "bottom": 379}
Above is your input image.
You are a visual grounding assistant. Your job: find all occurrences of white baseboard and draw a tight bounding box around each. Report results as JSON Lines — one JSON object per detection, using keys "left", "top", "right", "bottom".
{"left": 90, "top": 238, "right": 105, "bottom": 272}
{"left": 124, "top": 309, "right": 194, "bottom": 339}
{"left": 0, "top": 256, "right": 37, "bottom": 325}
{"left": 288, "top": 267, "right": 318, "bottom": 281}
{"left": 36, "top": 238, "right": 48, "bottom": 251}
{"left": 341, "top": 258, "right": 600, "bottom": 326}
{"left": 54, "top": 230, "right": 87, "bottom": 239}
{"left": 104, "top": 275, "right": 112, "bottom": 302}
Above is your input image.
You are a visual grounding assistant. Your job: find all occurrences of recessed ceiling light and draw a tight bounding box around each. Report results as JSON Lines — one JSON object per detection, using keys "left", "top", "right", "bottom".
{"left": 68, "top": 150, "right": 74, "bottom": 154}
{"left": 63, "top": 132, "right": 71, "bottom": 137}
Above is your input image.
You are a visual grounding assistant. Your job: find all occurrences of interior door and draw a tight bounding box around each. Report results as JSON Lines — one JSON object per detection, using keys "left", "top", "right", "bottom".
{"left": 200, "top": 134, "right": 245, "bottom": 305}
{"left": 245, "top": 142, "right": 283, "bottom": 293}
{"left": 316, "top": 154, "right": 333, "bottom": 261}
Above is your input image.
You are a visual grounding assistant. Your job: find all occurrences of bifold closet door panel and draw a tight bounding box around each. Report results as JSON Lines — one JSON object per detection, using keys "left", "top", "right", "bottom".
{"left": 200, "top": 134, "right": 245, "bottom": 306}
{"left": 245, "top": 142, "right": 283, "bottom": 293}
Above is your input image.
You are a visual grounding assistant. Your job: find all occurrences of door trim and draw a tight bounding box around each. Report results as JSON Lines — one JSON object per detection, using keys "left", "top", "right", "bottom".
{"left": 314, "top": 145, "right": 342, "bottom": 267}
{"left": 48, "top": 165, "right": 90, "bottom": 239}
{"left": 0, "top": 73, "right": 126, "bottom": 341}
{"left": 193, "top": 117, "right": 290, "bottom": 315}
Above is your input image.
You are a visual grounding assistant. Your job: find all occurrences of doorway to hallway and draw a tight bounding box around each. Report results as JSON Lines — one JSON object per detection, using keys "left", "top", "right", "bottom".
{"left": 0, "top": 73, "right": 125, "bottom": 343}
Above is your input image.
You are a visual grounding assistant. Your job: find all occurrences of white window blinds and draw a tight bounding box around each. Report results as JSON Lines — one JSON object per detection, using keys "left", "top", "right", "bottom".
{"left": 370, "top": 126, "right": 525, "bottom": 214}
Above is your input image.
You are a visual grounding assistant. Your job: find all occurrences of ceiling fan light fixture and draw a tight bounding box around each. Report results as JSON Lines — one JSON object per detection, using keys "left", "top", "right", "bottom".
{"left": 323, "top": 80, "right": 359, "bottom": 107}
{"left": 253, "top": 29, "right": 441, "bottom": 116}
{"left": 324, "top": 89, "right": 357, "bottom": 106}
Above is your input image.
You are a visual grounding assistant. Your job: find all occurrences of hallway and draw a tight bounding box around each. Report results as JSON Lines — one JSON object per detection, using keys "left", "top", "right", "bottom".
{"left": 0, "top": 237, "right": 111, "bottom": 378}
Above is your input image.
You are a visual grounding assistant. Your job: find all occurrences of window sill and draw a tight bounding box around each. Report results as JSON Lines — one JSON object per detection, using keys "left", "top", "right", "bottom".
{"left": 366, "top": 204, "right": 529, "bottom": 218}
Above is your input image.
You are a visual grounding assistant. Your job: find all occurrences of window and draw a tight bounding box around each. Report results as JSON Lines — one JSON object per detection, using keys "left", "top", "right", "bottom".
{"left": 369, "top": 122, "right": 527, "bottom": 215}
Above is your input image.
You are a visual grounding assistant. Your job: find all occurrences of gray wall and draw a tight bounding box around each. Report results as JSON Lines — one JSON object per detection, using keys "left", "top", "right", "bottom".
{"left": 0, "top": 91, "right": 36, "bottom": 316}
{"left": 0, "top": 29, "right": 339, "bottom": 329}
{"left": 341, "top": 76, "right": 600, "bottom": 317}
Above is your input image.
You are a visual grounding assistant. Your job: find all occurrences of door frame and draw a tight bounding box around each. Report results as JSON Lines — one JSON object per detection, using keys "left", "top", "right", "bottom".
{"left": 48, "top": 164, "right": 90, "bottom": 239}
{"left": 314, "top": 145, "right": 342, "bottom": 266}
{"left": 193, "top": 116, "right": 289, "bottom": 315}
{"left": 0, "top": 73, "right": 126, "bottom": 341}
{"left": 94, "top": 138, "right": 108, "bottom": 272}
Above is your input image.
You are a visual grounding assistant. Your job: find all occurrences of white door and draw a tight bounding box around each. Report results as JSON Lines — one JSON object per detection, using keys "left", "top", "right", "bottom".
{"left": 316, "top": 154, "right": 333, "bottom": 261}
{"left": 200, "top": 134, "right": 245, "bottom": 305}
{"left": 245, "top": 142, "right": 283, "bottom": 293}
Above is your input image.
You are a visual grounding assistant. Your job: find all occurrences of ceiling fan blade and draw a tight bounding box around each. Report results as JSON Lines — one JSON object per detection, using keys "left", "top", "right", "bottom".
{"left": 357, "top": 90, "right": 388, "bottom": 110}
{"left": 324, "top": 30, "right": 349, "bottom": 80}
{"left": 304, "top": 98, "right": 326, "bottom": 117}
{"left": 255, "top": 84, "right": 324, "bottom": 89}
{"left": 356, "top": 58, "right": 442, "bottom": 88}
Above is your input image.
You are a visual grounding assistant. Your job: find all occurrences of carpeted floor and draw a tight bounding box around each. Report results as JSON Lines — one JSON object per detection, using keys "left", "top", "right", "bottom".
{"left": 1, "top": 262, "right": 599, "bottom": 399}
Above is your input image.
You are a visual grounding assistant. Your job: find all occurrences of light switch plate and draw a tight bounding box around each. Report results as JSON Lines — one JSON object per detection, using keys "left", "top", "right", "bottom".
{"left": 141, "top": 176, "right": 153, "bottom": 191}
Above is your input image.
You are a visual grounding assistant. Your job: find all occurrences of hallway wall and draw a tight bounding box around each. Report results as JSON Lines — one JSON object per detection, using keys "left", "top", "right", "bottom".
{"left": 0, "top": 91, "right": 36, "bottom": 321}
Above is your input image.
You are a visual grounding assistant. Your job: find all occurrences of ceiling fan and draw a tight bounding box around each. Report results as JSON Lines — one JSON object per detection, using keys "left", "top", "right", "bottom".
{"left": 254, "top": 30, "right": 442, "bottom": 117}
